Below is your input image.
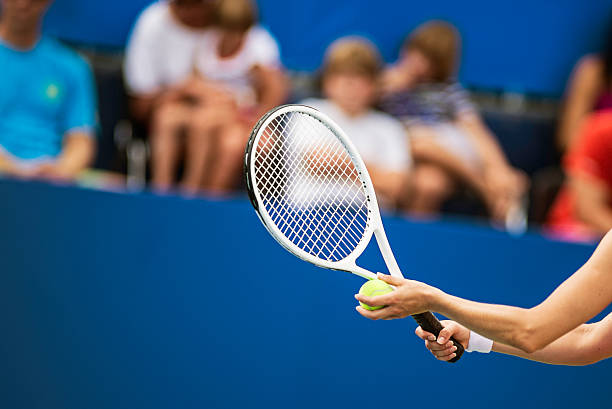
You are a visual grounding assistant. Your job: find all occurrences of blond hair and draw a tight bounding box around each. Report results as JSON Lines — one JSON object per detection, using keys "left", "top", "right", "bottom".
{"left": 216, "top": 0, "right": 257, "bottom": 32}
{"left": 404, "top": 20, "right": 460, "bottom": 82}
{"left": 323, "top": 37, "right": 381, "bottom": 79}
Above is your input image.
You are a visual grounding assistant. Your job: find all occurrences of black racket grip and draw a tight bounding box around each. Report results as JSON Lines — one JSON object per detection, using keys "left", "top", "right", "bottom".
{"left": 412, "top": 312, "right": 464, "bottom": 363}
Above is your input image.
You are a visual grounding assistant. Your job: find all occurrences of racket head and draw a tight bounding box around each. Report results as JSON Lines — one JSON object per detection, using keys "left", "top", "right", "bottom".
{"left": 244, "top": 104, "right": 383, "bottom": 275}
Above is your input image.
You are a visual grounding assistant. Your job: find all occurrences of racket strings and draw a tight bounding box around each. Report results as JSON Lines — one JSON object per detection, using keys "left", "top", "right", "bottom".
{"left": 252, "top": 111, "right": 370, "bottom": 262}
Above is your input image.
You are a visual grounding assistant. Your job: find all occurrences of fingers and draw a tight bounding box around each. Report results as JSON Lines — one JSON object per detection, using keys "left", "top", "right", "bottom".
{"left": 376, "top": 273, "right": 404, "bottom": 287}
{"left": 425, "top": 339, "right": 458, "bottom": 361}
{"left": 436, "top": 327, "right": 452, "bottom": 345}
{"left": 354, "top": 292, "right": 394, "bottom": 309}
{"left": 436, "top": 321, "right": 460, "bottom": 344}
{"left": 426, "top": 339, "right": 455, "bottom": 352}
{"left": 433, "top": 349, "right": 458, "bottom": 362}
{"left": 414, "top": 326, "right": 436, "bottom": 342}
{"left": 355, "top": 305, "right": 400, "bottom": 320}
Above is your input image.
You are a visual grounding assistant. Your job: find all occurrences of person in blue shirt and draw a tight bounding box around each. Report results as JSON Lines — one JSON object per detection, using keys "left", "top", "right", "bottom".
{"left": 0, "top": 0, "right": 96, "bottom": 181}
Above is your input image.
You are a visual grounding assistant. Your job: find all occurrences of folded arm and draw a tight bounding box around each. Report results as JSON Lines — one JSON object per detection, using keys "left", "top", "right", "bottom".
{"left": 34, "top": 131, "right": 96, "bottom": 180}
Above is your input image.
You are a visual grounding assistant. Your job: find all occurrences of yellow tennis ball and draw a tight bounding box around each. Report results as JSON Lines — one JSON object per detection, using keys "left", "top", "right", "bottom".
{"left": 359, "top": 279, "right": 394, "bottom": 311}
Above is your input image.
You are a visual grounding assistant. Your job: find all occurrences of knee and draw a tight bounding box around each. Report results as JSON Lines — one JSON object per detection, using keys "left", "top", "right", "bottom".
{"left": 190, "top": 111, "right": 216, "bottom": 135}
{"left": 412, "top": 166, "right": 453, "bottom": 203}
{"left": 218, "top": 126, "right": 248, "bottom": 158}
{"left": 152, "top": 103, "right": 185, "bottom": 134}
{"left": 191, "top": 106, "right": 238, "bottom": 134}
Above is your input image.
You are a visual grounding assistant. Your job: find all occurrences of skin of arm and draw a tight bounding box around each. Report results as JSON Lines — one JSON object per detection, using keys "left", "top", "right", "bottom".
{"left": 0, "top": 132, "right": 94, "bottom": 180}
{"left": 250, "top": 65, "right": 289, "bottom": 121}
{"left": 0, "top": 150, "right": 20, "bottom": 175}
{"left": 33, "top": 132, "right": 95, "bottom": 180}
{"left": 568, "top": 172, "right": 612, "bottom": 234}
{"left": 492, "top": 314, "right": 612, "bottom": 365}
{"left": 456, "top": 112, "right": 512, "bottom": 172}
{"left": 410, "top": 134, "right": 489, "bottom": 197}
{"left": 129, "top": 85, "right": 194, "bottom": 125}
{"left": 367, "top": 165, "right": 407, "bottom": 206}
{"left": 416, "top": 315, "right": 612, "bottom": 365}
{"left": 55, "top": 132, "right": 96, "bottom": 176}
{"left": 128, "top": 71, "right": 211, "bottom": 124}
{"left": 356, "top": 230, "right": 612, "bottom": 354}
{"left": 558, "top": 56, "right": 603, "bottom": 152}
{"left": 457, "top": 113, "right": 526, "bottom": 216}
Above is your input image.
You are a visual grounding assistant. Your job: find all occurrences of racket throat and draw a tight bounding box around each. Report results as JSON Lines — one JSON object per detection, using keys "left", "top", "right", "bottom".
{"left": 373, "top": 228, "right": 403, "bottom": 278}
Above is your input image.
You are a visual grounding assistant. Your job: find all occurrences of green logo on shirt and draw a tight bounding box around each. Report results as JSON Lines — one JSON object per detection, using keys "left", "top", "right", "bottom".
{"left": 45, "top": 83, "right": 60, "bottom": 100}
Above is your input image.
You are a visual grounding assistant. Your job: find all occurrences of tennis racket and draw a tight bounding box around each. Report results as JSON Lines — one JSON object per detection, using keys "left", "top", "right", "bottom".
{"left": 244, "top": 104, "right": 464, "bottom": 363}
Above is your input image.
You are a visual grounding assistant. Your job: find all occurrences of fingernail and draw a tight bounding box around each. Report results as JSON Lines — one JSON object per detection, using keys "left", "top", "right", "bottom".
{"left": 428, "top": 336, "right": 436, "bottom": 341}
{"left": 452, "top": 346, "right": 457, "bottom": 352}
{"left": 437, "top": 338, "right": 446, "bottom": 344}
{"left": 354, "top": 295, "right": 359, "bottom": 299}
{"left": 451, "top": 353, "right": 456, "bottom": 359}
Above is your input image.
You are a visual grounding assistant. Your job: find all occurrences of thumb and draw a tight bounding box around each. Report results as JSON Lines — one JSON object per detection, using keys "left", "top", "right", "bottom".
{"left": 436, "top": 322, "right": 460, "bottom": 344}
{"left": 377, "top": 273, "right": 404, "bottom": 287}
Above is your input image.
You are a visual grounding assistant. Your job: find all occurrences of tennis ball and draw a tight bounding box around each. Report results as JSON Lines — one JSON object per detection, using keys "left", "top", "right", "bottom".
{"left": 359, "top": 279, "right": 394, "bottom": 311}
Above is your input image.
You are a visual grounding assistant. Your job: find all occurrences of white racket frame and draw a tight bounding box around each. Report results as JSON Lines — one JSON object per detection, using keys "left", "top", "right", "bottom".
{"left": 246, "top": 105, "right": 404, "bottom": 281}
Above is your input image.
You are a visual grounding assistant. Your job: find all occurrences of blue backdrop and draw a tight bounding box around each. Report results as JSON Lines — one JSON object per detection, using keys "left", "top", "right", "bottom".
{"left": 0, "top": 178, "right": 610, "bottom": 409}
{"left": 41, "top": 0, "right": 612, "bottom": 96}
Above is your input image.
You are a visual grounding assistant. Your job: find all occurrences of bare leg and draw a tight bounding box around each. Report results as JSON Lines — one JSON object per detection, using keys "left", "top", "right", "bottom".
{"left": 181, "top": 113, "right": 216, "bottom": 195}
{"left": 408, "top": 163, "right": 455, "bottom": 216}
{"left": 206, "top": 123, "right": 249, "bottom": 194}
{"left": 151, "top": 103, "right": 190, "bottom": 192}
{"left": 182, "top": 103, "right": 239, "bottom": 195}
{"left": 410, "top": 133, "right": 486, "bottom": 196}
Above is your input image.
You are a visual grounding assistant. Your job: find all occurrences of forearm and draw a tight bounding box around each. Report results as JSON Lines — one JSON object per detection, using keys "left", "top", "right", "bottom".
{"left": 412, "top": 137, "right": 485, "bottom": 194}
{"left": 492, "top": 324, "right": 597, "bottom": 365}
{"left": 254, "top": 67, "right": 288, "bottom": 117}
{"left": 430, "top": 291, "right": 542, "bottom": 352}
{"left": 368, "top": 167, "right": 406, "bottom": 204}
{"left": 457, "top": 115, "right": 510, "bottom": 170}
{"left": 429, "top": 252, "right": 612, "bottom": 353}
{"left": 0, "top": 151, "right": 18, "bottom": 174}
{"left": 56, "top": 133, "right": 95, "bottom": 176}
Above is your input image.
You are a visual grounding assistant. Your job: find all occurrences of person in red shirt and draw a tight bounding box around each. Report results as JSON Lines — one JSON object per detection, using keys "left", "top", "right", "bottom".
{"left": 547, "top": 110, "right": 612, "bottom": 241}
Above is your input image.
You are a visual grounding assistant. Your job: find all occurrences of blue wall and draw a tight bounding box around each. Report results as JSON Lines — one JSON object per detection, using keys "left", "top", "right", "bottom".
{"left": 42, "top": 0, "right": 612, "bottom": 96}
{"left": 0, "top": 178, "right": 610, "bottom": 409}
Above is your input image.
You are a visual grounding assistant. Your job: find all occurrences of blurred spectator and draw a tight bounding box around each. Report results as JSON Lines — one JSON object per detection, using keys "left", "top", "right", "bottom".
{"left": 302, "top": 38, "right": 411, "bottom": 208}
{"left": 558, "top": 22, "right": 612, "bottom": 151}
{"left": 124, "top": 0, "right": 287, "bottom": 195}
{"left": 379, "top": 21, "right": 525, "bottom": 221}
{"left": 124, "top": 0, "right": 218, "bottom": 193}
{"left": 0, "top": 0, "right": 96, "bottom": 181}
{"left": 194, "top": 0, "right": 288, "bottom": 193}
{"left": 547, "top": 111, "right": 612, "bottom": 241}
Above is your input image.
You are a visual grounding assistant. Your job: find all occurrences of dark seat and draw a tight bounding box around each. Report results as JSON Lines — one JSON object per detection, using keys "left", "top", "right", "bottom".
{"left": 482, "top": 109, "right": 559, "bottom": 175}
{"left": 92, "top": 61, "right": 129, "bottom": 172}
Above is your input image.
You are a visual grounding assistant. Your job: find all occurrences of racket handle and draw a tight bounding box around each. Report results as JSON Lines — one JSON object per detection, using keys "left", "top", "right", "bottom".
{"left": 412, "top": 312, "right": 465, "bottom": 363}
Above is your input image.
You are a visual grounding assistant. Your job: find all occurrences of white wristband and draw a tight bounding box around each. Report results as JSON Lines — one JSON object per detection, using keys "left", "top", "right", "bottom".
{"left": 466, "top": 331, "right": 493, "bottom": 353}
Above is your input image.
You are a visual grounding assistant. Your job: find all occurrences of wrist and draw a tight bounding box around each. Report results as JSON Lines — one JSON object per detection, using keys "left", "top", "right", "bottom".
{"left": 423, "top": 285, "right": 446, "bottom": 313}
{"left": 54, "top": 160, "right": 83, "bottom": 179}
{"left": 466, "top": 331, "right": 493, "bottom": 353}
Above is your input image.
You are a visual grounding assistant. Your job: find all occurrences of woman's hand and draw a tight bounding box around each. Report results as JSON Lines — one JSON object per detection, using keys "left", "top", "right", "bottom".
{"left": 355, "top": 273, "right": 441, "bottom": 320}
{"left": 483, "top": 166, "right": 528, "bottom": 221}
{"left": 415, "top": 320, "right": 470, "bottom": 362}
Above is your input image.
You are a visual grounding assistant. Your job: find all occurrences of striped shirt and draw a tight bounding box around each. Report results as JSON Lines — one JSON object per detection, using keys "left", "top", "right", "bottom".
{"left": 379, "top": 82, "right": 476, "bottom": 125}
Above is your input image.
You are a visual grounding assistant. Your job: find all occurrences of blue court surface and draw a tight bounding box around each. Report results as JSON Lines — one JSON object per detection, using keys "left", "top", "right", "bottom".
{"left": 0, "top": 178, "right": 609, "bottom": 409}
